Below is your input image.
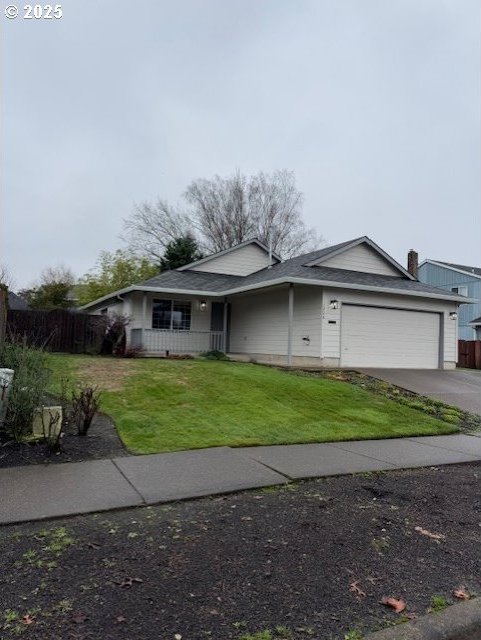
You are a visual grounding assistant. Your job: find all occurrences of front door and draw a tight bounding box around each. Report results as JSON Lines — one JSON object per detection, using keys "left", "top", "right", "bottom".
{"left": 210, "top": 302, "right": 231, "bottom": 351}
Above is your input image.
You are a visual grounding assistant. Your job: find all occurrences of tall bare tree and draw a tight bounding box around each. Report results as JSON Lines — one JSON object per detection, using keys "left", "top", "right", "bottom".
{"left": 123, "top": 170, "right": 323, "bottom": 261}
{"left": 121, "top": 199, "right": 191, "bottom": 264}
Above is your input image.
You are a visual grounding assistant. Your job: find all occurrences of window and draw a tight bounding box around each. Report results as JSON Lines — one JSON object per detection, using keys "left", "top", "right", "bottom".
{"left": 451, "top": 286, "right": 468, "bottom": 296}
{"left": 152, "top": 299, "right": 191, "bottom": 330}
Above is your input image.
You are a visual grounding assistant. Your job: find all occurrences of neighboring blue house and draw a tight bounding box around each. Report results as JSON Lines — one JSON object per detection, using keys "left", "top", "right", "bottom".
{"left": 418, "top": 260, "right": 481, "bottom": 340}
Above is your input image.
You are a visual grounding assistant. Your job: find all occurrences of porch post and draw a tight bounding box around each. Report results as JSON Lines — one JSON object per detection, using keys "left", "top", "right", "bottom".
{"left": 287, "top": 284, "right": 294, "bottom": 366}
{"left": 223, "top": 297, "right": 228, "bottom": 353}
{"left": 142, "top": 292, "right": 147, "bottom": 349}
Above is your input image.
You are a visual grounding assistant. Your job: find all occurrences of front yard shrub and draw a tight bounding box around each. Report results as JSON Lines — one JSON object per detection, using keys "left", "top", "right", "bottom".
{"left": 199, "top": 350, "right": 230, "bottom": 361}
{"left": 71, "top": 385, "right": 101, "bottom": 436}
{"left": 0, "top": 339, "right": 50, "bottom": 441}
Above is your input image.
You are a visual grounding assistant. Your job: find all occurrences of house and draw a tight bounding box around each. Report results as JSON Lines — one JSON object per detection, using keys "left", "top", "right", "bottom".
{"left": 81, "top": 236, "right": 473, "bottom": 369}
{"left": 418, "top": 260, "right": 481, "bottom": 340}
{"left": 468, "top": 317, "right": 481, "bottom": 340}
{"left": 8, "top": 292, "right": 30, "bottom": 310}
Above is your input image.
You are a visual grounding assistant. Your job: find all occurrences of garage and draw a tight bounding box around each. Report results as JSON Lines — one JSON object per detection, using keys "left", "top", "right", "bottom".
{"left": 340, "top": 305, "right": 441, "bottom": 369}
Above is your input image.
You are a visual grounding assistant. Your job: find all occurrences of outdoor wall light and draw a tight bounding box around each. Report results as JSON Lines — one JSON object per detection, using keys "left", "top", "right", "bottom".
{"left": 329, "top": 300, "right": 339, "bottom": 310}
{"left": 199, "top": 301, "right": 207, "bottom": 312}
{"left": 302, "top": 336, "right": 310, "bottom": 345}
{"left": 449, "top": 312, "right": 458, "bottom": 320}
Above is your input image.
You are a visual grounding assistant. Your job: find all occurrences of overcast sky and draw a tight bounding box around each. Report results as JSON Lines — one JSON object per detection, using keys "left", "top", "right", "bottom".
{"left": 1, "top": 0, "right": 480, "bottom": 289}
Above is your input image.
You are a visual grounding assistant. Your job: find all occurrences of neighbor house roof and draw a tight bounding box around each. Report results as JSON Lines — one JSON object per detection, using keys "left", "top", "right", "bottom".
{"left": 469, "top": 316, "right": 481, "bottom": 326}
{"left": 8, "top": 292, "right": 30, "bottom": 310}
{"left": 420, "top": 260, "right": 481, "bottom": 279}
{"left": 81, "top": 236, "right": 474, "bottom": 310}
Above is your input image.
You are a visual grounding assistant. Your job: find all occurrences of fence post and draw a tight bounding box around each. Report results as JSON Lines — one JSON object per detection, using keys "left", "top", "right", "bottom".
{"left": 0, "top": 286, "right": 7, "bottom": 349}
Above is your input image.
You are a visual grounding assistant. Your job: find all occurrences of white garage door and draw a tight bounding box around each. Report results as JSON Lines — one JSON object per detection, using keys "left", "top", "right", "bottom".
{"left": 340, "top": 305, "right": 440, "bottom": 368}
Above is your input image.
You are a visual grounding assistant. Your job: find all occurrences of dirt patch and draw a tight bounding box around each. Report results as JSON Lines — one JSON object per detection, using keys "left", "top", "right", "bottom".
{"left": 0, "top": 410, "right": 127, "bottom": 468}
{"left": 1, "top": 463, "right": 480, "bottom": 639}
{"left": 73, "top": 359, "right": 134, "bottom": 392}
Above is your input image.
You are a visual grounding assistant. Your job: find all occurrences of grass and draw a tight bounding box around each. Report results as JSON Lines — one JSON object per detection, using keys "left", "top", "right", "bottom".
{"left": 45, "top": 354, "right": 458, "bottom": 454}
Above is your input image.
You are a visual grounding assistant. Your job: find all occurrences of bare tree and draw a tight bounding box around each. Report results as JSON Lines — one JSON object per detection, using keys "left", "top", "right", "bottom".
{"left": 248, "top": 170, "right": 323, "bottom": 258}
{"left": 186, "top": 170, "right": 323, "bottom": 257}
{"left": 123, "top": 170, "right": 323, "bottom": 261}
{"left": 121, "top": 199, "right": 191, "bottom": 264}
{"left": 184, "top": 171, "right": 257, "bottom": 253}
{"left": 0, "top": 264, "right": 14, "bottom": 289}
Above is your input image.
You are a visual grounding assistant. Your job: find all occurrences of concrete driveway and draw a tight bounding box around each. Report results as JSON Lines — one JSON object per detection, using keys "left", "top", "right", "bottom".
{"left": 360, "top": 369, "right": 481, "bottom": 416}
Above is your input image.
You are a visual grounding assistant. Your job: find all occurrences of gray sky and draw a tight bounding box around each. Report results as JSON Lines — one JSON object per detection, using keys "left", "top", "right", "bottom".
{"left": 2, "top": 0, "right": 480, "bottom": 289}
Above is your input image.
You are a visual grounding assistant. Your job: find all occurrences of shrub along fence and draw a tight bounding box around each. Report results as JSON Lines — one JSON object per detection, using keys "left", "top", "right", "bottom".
{"left": 458, "top": 340, "right": 481, "bottom": 370}
{"left": 6, "top": 309, "right": 106, "bottom": 354}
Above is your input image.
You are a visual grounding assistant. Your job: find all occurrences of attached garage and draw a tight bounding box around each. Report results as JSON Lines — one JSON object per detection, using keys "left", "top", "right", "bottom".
{"left": 340, "top": 305, "right": 441, "bottom": 369}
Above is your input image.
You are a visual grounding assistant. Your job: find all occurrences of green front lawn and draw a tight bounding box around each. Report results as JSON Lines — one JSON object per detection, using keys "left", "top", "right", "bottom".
{"left": 46, "top": 354, "right": 457, "bottom": 454}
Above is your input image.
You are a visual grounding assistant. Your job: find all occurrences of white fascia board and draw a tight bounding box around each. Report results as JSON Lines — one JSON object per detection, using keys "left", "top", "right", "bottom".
{"left": 79, "top": 286, "right": 220, "bottom": 310}
{"left": 81, "top": 277, "right": 475, "bottom": 311}
{"left": 420, "top": 260, "right": 481, "bottom": 280}
{"left": 224, "top": 277, "right": 476, "bottom": 303}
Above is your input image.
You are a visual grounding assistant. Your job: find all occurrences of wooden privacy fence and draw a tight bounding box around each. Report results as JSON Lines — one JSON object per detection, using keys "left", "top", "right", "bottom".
{"left": 6, "top": 309, "right": 106, "bottom": 354}
{"left": 458, "top": 340, "right": 481, "bottom": 370}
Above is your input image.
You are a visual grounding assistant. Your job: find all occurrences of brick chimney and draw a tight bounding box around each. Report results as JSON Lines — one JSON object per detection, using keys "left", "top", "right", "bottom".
{"left": 407, "top": 249, "right": 418, "bottom": 278}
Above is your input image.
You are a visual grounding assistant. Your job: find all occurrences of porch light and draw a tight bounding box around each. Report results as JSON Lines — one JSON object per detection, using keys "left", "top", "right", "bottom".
{"left": 199, "top": 301, "right": 207, "bottom": 312}
{"left": 329, "top": 300, "right": 339, "bottom": 310}
{"left": 449, "top": 312, "right": 458, "bottom": 320}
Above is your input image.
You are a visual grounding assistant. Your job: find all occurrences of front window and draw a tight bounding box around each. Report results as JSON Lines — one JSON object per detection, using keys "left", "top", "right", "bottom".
{"left": 152, "top": 299, "right": 191, "bottom": 330}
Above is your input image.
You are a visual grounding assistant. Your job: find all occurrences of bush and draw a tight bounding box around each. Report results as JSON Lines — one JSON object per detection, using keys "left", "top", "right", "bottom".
{"left": 0, "top": 340, "right": 51, "bottom": 441}
{"left": 199, "top": 350, "right": 230, "bottom": 361}
{"left": 71, "top": 385, "right": 101, "bottom": 436}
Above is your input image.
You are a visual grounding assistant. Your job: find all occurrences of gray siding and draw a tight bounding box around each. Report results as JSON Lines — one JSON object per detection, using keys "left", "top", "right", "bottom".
{"left": 318, "top": 244, "right": 401, "bottom": 276}
{"left": 418, "top": 262, "right": 481, "bottom": 340}
{"left": 194, "top": 244, "right": 270, "bottom": 276}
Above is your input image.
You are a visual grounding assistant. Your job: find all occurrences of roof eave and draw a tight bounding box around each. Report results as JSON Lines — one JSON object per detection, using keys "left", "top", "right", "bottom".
{"left": 419, "top": 260, "right": 481, "bottom": 280}
{"left": 224, "top": 276, "right": 474, "bottom": 303}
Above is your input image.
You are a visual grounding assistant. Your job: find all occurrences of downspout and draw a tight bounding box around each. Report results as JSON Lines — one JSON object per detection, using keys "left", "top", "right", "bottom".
{"left": 142, "top": 292, "right": 147, "bottom": 351}
{"left": 223, "top": 297, "right": 228, "bottom": 354}
{"left": 287, "top": 283, "right": 294, "bottom": 366}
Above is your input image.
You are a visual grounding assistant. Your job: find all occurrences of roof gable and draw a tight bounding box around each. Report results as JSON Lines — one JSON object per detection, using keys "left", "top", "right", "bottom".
{"left": 304, "top": 237, "right": 414, "bottom": 279}
{"left": 178, "top": 239, "right": 281, "bottom": 276}
{"left": 420, "top": 260, "right": 481, "bottom": 280}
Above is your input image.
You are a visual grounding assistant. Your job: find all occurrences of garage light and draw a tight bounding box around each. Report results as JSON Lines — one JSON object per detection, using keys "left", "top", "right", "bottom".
{"left": 449, "top": 312, "right": 458, "bottom": 320}
{"left": 199, "top": 301, "right": 207, "bottom": 312}
{"left": 329, "top": 300, "right": 339, "bottom": 310}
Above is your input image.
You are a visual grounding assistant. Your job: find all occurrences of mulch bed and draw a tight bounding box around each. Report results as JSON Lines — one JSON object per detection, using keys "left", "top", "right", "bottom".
{"left": 1, "top": 463, "right": 480, "bottom": 639}
{"left": 0, "top": 411, "right": 127, "bottom": 469}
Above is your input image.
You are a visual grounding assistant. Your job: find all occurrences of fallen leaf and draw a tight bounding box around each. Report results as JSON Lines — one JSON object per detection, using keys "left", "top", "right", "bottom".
{"left": 72, "top": 611, "right": 88, "bottom": 624}
{"left": 116, "top": 576, "right": 144, "bottom": 588}
{"left": 174, "top": 635, "right": 182, "bottom": 640}
{"left": 87, "top": 542, "right": 101, "bottom": 549}
{"left": 22, "top": 614, "right": 35, "bottom": 625}
{"left": 116, "top": 615, "right": 127, "bottom": 623}
{"left": 453, "top": 586, "right": 470, "bottom": 600}
{"left": 381, "top": 596, "right": 406, "bottom": 613}
{"left": 349, "top": 580, "right": 366, "bottom": 600}
{"left": 414, "top": 526, "right": 445, "bottom": 542}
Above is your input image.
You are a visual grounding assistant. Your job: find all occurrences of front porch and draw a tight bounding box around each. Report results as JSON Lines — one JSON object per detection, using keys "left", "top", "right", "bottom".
{"left": 130, "top": 328, "right": 226, "bottom": 355}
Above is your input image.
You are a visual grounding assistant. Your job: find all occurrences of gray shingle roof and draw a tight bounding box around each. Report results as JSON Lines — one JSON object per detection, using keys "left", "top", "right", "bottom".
{"left": 434, "top": 261, "right": 481, "bottom": 277}
{"left": 8, "top": 292, "right": 30, "bottom": 310}
{"left": 469, "top": 316, "right": 481, "bottom": 325}
{"left": 136, "top": 238, "right": 463, "bottom": 300}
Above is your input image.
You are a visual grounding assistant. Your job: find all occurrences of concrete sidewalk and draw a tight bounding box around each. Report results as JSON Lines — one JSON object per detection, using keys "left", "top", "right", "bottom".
{"left": 2, "top": 434, "right": 481, "bottom": 525}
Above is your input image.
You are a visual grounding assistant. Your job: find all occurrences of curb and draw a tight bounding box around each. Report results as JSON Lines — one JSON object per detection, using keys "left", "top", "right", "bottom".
{"left": 364, "top": 599, "right": 481, "bottom": 640}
